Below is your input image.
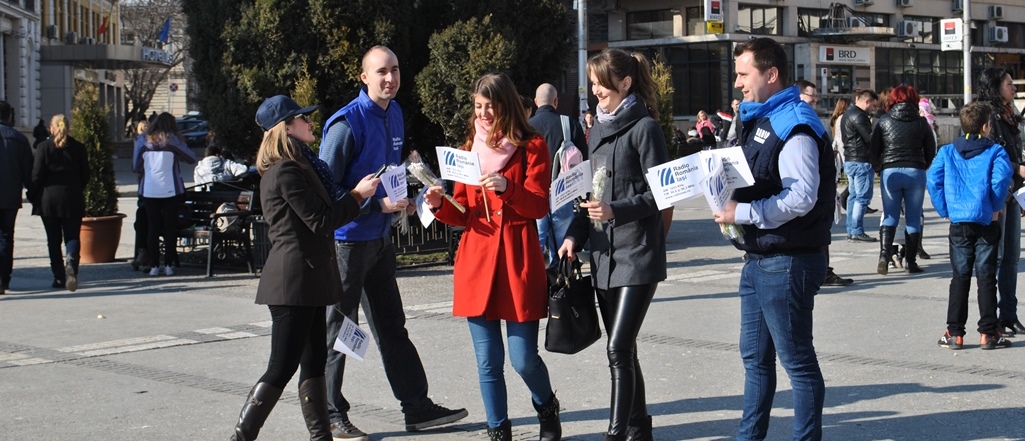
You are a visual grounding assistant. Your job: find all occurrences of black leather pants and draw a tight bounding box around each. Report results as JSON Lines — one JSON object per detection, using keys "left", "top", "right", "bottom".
{"left": 596, "top": 283, "right": 658, "bottom": 435}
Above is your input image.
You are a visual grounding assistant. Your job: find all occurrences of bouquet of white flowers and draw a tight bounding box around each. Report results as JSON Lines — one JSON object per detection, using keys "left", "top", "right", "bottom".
{"left": 407, "top": 161, "right": 466, "bottom": 213}
{"left": 591, "top": 165, "right": 608, "bottom": 229}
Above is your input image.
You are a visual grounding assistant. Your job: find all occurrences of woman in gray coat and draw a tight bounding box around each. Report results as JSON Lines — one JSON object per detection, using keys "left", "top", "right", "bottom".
{"left": 229, "top": 95, "right": 379, "bottom": 441}
{"left": 559, "top": 48, "right": 671, "bottom": 441}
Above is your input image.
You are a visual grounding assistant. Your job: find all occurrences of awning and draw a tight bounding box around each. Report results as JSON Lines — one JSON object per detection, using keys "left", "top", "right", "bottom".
{"left": 40, "top": 44, "right": 173, "bottom": 70}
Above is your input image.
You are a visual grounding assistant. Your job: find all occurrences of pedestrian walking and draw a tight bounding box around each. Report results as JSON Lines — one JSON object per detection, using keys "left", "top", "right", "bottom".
{"left": 0, "top": 100, "right": 33, "bottom": 294}
{"left": 319, "top": 45, "right": 467, "bottom": 440}
{"left": 841, "top": 88, "right": 879, "bottom": 242}
{"left": 427, "top": 73, "right": 561, "bottom": 441}
{"left": 714, "top": 37, "right": 833, "bottom": 441}
{"left": 229, "top": 95, "right": 380, "bottom": 440}
{"left": 31, "top": 114, "right": 89, "bottom": 291}
{"left": 869, "top": 85, "right": 936, "bottom": 275}
{"left": 558, "top": 48, "right": 671, "bottom": 441}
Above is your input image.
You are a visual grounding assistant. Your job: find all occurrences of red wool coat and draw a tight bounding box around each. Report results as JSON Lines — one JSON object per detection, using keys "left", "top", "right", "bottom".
{"left": 434, "top": 136, "right": 551, "bottom": 322}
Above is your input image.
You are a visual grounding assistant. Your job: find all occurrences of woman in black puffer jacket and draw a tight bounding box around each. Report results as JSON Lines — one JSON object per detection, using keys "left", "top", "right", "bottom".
{"left": 870, "top": 85, "right": 936, "bottom": 275}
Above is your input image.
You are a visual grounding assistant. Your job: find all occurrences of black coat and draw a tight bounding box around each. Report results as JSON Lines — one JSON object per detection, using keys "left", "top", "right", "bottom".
{"left": 32, "top": 137, "right": 89, "bottom": 218}
{"left": 869, "top": 102, "right": 936, "bottom": 172}
{"left": 528, "top": 105, "right": 588, "bottom": 180}
{"left": 841, "top": 106, "right": 873, "bottom": 163}
{"left": 0, "top": 121, "right": 32, "bottom": 210}
{"left": 254, "top": 157, "right": 362, "bottom": 306}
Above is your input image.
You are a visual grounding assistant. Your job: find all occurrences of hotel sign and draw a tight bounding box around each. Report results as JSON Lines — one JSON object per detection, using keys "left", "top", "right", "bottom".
{"left": 818, "top": 45, "right": 870, "bottom": 65}
{"left": 141, "top": 47, "right": 172, "bottom": 65}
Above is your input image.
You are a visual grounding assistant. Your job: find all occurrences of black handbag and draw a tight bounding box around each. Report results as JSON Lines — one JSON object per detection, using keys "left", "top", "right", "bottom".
{"left": 545, "top": 257, "right": 601, "bottom": 354}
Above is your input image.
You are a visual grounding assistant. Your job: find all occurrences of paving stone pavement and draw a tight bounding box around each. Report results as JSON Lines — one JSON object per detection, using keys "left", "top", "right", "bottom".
{"left": 1, "top": 166, "right": 1024, "bottom": 440}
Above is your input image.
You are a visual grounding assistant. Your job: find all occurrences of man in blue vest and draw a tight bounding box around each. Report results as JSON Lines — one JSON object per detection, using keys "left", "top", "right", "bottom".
{"left": 319, "top": 46, "right": 467, "bottom": 440}
{"left": 714, "top": 37, "right": 832, "bottom": 441}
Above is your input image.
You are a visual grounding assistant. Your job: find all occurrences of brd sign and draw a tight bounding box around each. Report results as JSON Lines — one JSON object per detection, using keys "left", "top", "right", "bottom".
{"left": 818, "top": 45, "right": 871, "bottom": 65}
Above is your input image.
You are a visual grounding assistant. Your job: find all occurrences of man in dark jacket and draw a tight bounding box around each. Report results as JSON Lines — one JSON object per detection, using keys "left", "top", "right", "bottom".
{"left": 529, "top": 83, "right": 587, "bottom": 266}
{"left": 841, "top": 89, "right": 879, "bottom": 242}
{"left": 715, "top": 37, "right": 832, "bottom": 441}
{"left": 0, "top": 101, "right": 33, "bottom": 294}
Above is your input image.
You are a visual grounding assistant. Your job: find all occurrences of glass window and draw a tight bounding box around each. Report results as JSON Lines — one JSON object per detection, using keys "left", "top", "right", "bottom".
{"left": 899, "top": 16, "right": 940, "bottom": 44}
{"left": 737, "top": 4, "right": 782, "bottom": 35}
{"left": 627, "top": 9, "right": 674, "bottom": 40}
{"left": 686, "top": 7, "right": 704, "bottom": 36}
{"left": 797, "top": 8, "right": 829, "bottom": 37}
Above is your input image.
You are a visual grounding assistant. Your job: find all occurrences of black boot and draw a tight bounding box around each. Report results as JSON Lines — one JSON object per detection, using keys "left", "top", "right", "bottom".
{"left": 603, "top": 434, "right": 627, "bottom": 441}
{"left": 230, "top": 382, "right": 283, "bottom": 441}
{"left": 625, "top": 415, "right": 653, "bottom": 441}
{"left": 917, "top": 216, "right": 930, "bottom": 259}
{"left": 487, "top": 420, "right": 512, "bottom": 441}
{"left": 298, "top": 377, "right": 333, "bottom": 441}
{"left": 534, "top": 393, "right": 561, "bottom": 441}
{"left": 877, "top": 226, "right": 896, "bottom": 275}
{"left": 905, "top": 232, "right": 924, "bottom": 274}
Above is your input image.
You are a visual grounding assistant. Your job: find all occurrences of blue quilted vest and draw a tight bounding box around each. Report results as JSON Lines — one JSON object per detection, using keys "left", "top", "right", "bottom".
{"left": 323, "top": 89, "right": 405, "bottom": 241}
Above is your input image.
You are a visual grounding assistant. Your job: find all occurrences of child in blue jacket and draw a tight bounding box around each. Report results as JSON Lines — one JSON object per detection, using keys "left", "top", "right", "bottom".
{"left": 927, "top": 102, "right": 1013, "bottom": 350}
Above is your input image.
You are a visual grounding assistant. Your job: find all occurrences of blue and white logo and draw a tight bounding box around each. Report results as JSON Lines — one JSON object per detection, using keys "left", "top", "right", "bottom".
{"left": 555, "top": 179, "right": 566, "bottom": 196}
{"left": 659, "top": 167, "right": 676, "bottom": 187}
{"left": 353, "top": 327, "right": 367, "bottom": 340}
{"left": 444, "top": 151, "right": 457, "bottom": 166}
{"left": 390, "top": 174, "right": 401, "bottom": 189}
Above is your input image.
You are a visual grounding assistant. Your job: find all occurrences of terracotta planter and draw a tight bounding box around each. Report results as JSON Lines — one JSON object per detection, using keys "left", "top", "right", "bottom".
{"left": 80, "top": 214, "right": 127, "bottom": 264}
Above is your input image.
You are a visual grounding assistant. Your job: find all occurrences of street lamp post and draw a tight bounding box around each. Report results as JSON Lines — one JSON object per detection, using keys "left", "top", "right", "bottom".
{"left": 963, "top": 0, "right": 972, "bottom": 105}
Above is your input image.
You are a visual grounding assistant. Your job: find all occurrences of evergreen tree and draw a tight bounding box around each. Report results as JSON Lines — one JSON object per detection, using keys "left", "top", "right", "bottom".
{"left": 72, "top": 82, "right": 118, "bottom": 217}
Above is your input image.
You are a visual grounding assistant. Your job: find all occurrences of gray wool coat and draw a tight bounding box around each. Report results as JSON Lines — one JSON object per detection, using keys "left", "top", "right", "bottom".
{"left": 566, "top": 101, "right": 668, "bottom": 290}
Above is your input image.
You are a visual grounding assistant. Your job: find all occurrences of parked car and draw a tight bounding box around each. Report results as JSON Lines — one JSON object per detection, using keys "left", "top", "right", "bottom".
{"left": 180, "top": 120, "right": 209, "bottom": 150}
{"left": 176, "top": 117, "right": 206, "bottom": 134}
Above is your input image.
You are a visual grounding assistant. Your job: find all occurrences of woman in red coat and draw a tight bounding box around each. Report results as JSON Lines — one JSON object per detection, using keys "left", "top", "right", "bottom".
{"left": 427, "top": 73, "right": 561, "bottom": 441}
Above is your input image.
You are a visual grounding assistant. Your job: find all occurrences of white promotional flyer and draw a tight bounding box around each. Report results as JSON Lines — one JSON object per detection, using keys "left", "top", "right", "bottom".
{"left": 414, "top": 186, "right": 435, "bottom": 228}
{"left": 698, "top": 146, "right": 755, "bottom": 189}
{"left": 332, "top": 314, "right": 370, "bottom": 361}
{"left": 380, "top": 164, "right": 408, "bottom": 203}
{"left": 645, "top": 154, "right": 708, "bottom": 210}
{"left": 435, "top": 146, "right": 482, "bottom": 185}
{"left": 550, "top": 160, "right": 592, "bottom": 212}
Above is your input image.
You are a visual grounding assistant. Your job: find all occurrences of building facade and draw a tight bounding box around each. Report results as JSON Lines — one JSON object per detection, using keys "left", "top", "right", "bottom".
{"left": 2, "top": 0, "right": 171, "bottom": 138}
{"left": 582, "top": 0, "right": 1025, "bottom": 118}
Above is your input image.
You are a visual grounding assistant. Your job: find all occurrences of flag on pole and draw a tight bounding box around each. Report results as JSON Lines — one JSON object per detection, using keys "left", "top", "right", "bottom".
{"left": 157, "top": 17, "right": 171, "bottom": 44}
{"left": 98, "top": 1, "right": 116, "bottom": 37}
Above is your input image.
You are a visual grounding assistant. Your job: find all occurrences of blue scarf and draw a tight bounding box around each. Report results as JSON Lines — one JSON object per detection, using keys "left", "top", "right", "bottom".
{"left": 297, "top": 141, "right": 345, "bottom": 201}
{"left": 596, "top": 93, "right": 638, "bottom": 124}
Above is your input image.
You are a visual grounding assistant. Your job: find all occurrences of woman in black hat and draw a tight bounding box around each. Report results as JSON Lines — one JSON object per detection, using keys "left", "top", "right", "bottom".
{"left": 230, "top": 95, "right": 379, "bottom": 441}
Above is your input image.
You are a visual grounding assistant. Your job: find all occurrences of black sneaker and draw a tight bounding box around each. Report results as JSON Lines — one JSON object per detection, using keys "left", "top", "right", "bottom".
{"left": 330, "top": 420, "right": 369, "bottom": 440}
{"left": 866, "top": 206, "right": 879, "bottom": 214}
{"left": 848, "top": 233, "right": 878, "bottom": 242}
{"left": 404, "top": 402, "right": 468, "bottom": 432}
{"left": 938, "top": 331, "right": 963, "bottom": 349}
{"left": 52, "top": 279, "right": 65, "bottom": 289}
{"left": 822, "top": 270, "right": 853, "bottom": 286}
{"left": 65, "top": 263, "right": 77, "bottom": 292}
{"left": 980, "top": 333, "right": 1012, "bottom": 350}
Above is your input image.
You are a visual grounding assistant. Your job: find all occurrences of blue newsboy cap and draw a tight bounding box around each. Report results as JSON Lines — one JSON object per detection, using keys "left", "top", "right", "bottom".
{"left": 255, "top": 95, "right": 317, "bottom": 131}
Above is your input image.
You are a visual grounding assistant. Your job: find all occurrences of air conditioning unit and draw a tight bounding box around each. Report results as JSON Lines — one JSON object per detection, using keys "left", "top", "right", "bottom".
{"left": 45, "top": 25, "right": 56, "bottom": 39}
{"left": 847, "top": 16, "right": 867, "bottom": 28}
{"left": 952, "top": 0, "right": 963, "bottom": 13}
{"left": 84, "top": 37, "right": 95, "bottom": 45}
{"left": 988, "top": 5, "right": 1004, "bottom": 20}
{"left": 854, "top": 0, "right": 874, "bottom": 5}
{"left": 896, "top": 0, "right": 912, "bottom": 7}
{"left": 64, "top": 31, "right": 77, "bottom": 44}
{"left": 897, "top": 20, "right": 921, "bottom": 38}
{"left": 988, "top": 25, "right": 1009, "bottom": 44}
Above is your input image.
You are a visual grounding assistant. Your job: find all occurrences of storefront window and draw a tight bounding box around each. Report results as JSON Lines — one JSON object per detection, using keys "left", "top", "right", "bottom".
{"left": 876, "top": 48, "right": 964, "bottom": 97}
{"left": 737, "top": 5, "right": 782, "bottom": 35}
{"left": 627, "top": 10, "right": 674, "bottom": 40}
{"left": 665, "top": 43, "right": 733, "bottom": 116}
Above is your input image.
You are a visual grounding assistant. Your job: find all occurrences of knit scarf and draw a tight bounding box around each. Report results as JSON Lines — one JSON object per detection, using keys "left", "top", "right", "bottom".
{"left": 471, "top": 118, "right": 517, "bottom": 174}
{"left": 596, "top": 93, "right": 638, "bottom": 124}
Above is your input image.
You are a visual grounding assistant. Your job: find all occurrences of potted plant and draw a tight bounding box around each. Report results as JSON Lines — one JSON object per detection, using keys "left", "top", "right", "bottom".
{"left": 73, "top": 82, "right": 126, "bottom": 263}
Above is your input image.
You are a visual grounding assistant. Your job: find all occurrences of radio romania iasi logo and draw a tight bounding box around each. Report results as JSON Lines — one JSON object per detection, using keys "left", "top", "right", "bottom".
{"left": 444, "top": 151, "right": 457, "bottom": 166}
{"left": 659, "top": 167, "right": 676, "bottom": 187}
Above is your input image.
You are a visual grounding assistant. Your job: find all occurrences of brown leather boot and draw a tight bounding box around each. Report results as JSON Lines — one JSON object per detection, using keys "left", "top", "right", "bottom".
{"left": 298, "top": 377, "right": 333, "bottom": 440}
{"left": 230, "top": 382, "right": 282, "bottom": 441}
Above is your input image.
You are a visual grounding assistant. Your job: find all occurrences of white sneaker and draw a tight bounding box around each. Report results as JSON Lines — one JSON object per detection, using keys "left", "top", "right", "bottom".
{"left": 164, "top": 266, "right": 174, "bottom": 276}
{"left": 149, "top": 267, "right": 160, "bottom": 276}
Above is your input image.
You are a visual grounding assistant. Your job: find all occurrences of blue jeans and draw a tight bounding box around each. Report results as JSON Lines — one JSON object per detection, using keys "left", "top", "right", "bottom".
{"left": 326, "top": 238, "right": 430, "bottom": 422}
{"left": 997, "top": 199, "right": 1021, "bottom": 324}
{"left": 947, "top": 222, "right": 1001, "bottom": 335}
{"left": 0, "top": 208, "right": 17, "bottom": 285}
{"left": 879, "top": 168, "right": 926, "bottom": 233}
{"left": 538, "top": 202, "right": 573, "bottom": 268}
{"left": 737, "top": 252, "right": 826, "bottom": 441}
{"left": 467, "top": 316, "right": 553, "bottom": 428}
{"left": 844, "top": 161, "right": 874, "bottom": 236}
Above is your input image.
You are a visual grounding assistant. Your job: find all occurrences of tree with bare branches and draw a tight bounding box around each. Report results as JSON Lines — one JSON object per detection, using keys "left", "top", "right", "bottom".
{"left": 119, "top": 0, "right": 189, "bottom": 136}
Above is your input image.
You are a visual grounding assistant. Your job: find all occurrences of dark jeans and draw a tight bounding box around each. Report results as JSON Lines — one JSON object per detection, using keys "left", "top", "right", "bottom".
{"left": 996, "top": 200, "right": 1020, "bottom": 324}
{"left": 596, "top": 283, "right": 657, "bottom": 435}
{"left": 946, "top": 222, "right": 1001, "bottom": 336}
{"left": 41, "top": 216, "right": 82, "bottom": 280}
{"left": 0, "top": 208, "right": 17, "bottom": 285}
{"left": 737, "top": 251, "right": 826, "bottom": 441}
{"left": 326, "top": 238, "right": 429, "bottom": 422}
{"left": 143, "top": 195, "right": 182, "bottom": 267}
{"left": 259, "top": 305, "right": 328, "bottom": 388}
